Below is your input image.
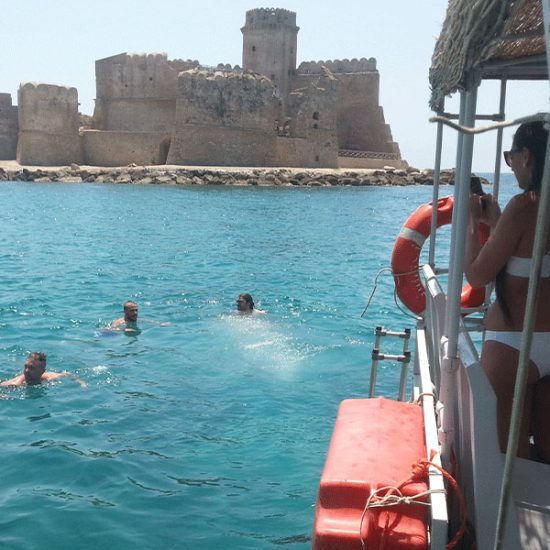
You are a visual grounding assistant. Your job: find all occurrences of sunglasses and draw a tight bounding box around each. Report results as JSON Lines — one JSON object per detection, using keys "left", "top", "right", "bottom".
{"left": 503, "top": 148, "right": 523, "bottom": 167}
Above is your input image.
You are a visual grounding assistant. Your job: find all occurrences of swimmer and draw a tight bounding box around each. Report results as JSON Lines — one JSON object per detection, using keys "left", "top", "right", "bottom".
{"left": 108, "top": 300, "right": 139, "bottom": 331}
{"left": 107, "top": 301, "right": 169, "bottom": 333}
{"left": 0, "top": 352, "right": 87, "bottom": 388}
{"left": 236, "top": 293, "right": 265, "bottom": 314}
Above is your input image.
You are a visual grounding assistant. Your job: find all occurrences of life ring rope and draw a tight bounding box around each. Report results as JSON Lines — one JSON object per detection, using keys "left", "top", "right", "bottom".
{"left": 361, "top": 266, "right": 426, "bottom": 321}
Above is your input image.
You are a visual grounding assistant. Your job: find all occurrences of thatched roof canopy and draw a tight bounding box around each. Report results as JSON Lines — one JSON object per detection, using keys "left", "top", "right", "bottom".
{"left": 429, "top": 0, "right": 546, "bottom": 111}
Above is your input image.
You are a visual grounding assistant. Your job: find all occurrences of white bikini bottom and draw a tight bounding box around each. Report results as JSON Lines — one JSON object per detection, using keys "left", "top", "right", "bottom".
{"left": 485, "top": 330, "right": 550, "bottom": 378}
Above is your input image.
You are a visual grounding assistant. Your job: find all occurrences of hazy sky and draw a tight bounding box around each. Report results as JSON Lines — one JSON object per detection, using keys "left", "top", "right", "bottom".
{"left": 3, "top": 0, "right": 548, "bottom": 171}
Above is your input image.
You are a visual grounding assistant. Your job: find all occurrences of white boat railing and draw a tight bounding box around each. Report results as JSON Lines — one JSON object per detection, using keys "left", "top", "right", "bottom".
{"left": 422, "top": 260, "right": 526, "bottom": 548}
{"left": 414, "top": 318, "right": 448, "bottom": 548}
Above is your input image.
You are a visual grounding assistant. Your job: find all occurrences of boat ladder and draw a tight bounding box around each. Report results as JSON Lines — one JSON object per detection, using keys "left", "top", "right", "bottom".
{"left": 369, "top": 326, "right": 411, "bottom": 400}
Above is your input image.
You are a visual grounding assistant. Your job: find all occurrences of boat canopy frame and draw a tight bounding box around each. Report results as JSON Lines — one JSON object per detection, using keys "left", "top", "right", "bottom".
{"left": 427, "top": 1, "right": 550, "bottom": 548}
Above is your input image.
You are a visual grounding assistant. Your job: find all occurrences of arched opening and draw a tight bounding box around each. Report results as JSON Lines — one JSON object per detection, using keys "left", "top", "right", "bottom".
{"left": 158, "top": 137, "right": 171, "bottom": 165}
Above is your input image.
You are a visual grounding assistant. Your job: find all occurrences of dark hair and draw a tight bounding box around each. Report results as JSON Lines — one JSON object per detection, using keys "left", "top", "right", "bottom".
{"left": 513, "top": 120, "right": 548, "bottom": 191}
{"left": 28, "top": 352, "right": 47, "bottom": 363}
{"left": 496, "top": 120, "right": 549, "bottom": 321}
{"left": 238, "top": 293, "right": 254, "bottom": 309}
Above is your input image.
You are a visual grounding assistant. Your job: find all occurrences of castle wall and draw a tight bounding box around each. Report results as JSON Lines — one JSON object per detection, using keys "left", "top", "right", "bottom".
{"left": 17, "top": 83, "right": 82, "bottom": 165}
{"left": 82, "top": 130, "right": 171, "bottom": 166}
{"left": 0, "top": 93, "right": 18, "bottom": 159}
{"left": 94, "top": 98, "right": 176, "bottom": 132}
{"left": 337, "top": 152, "right": 408, "bottom": 170}
{"left": 295, "top": 58, "right": 401, "bottom": 159}
{"left": 241, "top": 8, "right": 298, "bottom": 113}
{"left": 275, "top": 136, "right": 337, "bottom": 168}
{"left": 93, "top": 53, "right": 195, "bottom": 132}
{"left": 167, "top": 69, "right": 280, "bottom": 166}
{"left": 170, "top": 126, "right": 276, "bottom": 167}
{"left": 283, "top": 74, "right": 339, "bottom": 167}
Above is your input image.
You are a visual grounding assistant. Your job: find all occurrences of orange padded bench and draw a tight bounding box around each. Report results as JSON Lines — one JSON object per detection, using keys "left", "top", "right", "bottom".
{"left": 312, "top": 397, "right": 429, "bottom": 550}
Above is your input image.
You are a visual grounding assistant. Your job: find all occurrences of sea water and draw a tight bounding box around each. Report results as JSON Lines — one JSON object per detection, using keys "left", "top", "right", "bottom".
{"left": 0, "top": 175, "right": 516, "bottom": 549}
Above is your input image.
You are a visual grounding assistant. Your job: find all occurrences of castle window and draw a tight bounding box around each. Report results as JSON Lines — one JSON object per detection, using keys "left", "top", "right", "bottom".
{"left": 252, "top": 46, "right": 256, "bottom": 52}
{"left": 313, "top": 124, "right": 318, "bottom": 129}
{"left": 315, "top": 155, "right": 320, "bottom": 162}
{"left": 149, "top": 77, "right": 153, "bottom": 81}
{"left": 313, "top": 112, "right": 320, "bottom": 120}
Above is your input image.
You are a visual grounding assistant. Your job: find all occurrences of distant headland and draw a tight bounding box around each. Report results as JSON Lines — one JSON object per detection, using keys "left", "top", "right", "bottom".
{"left": 0, "top": 8, "right": 408, "bottom": 172}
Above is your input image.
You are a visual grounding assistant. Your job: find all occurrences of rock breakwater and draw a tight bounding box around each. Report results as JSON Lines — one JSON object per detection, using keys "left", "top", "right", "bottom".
{"left": 0, "top": 164, "right": 461, "bottom": 187}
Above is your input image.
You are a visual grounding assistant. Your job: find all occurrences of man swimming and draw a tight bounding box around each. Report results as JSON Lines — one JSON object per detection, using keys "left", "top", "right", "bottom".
{"left": 108, "top": 301, "right": 140, "bottom": 332}
{"left": 107, "top": 301, "right": 169, "bottom": 332}
{"left": 236, "top": 293, "right": 265, "bottom": 314}
{"left": 0, "top": 352, "right": 87, "bottom": 388}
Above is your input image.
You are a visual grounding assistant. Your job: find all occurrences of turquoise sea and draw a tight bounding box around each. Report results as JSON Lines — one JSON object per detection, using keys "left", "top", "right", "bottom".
{"left": 0, "top": 174, "right": 515, "bottom": 549}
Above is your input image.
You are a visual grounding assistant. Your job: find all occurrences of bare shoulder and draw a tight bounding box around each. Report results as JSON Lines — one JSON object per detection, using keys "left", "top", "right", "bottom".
{"left": 42, "top": 371, "right": 67, "bottom": 381}
{"left": 505, "top": 192, "right": 538, "bottom": 216}
{"left": 0, "top": 375, "right": 25, "bottom": 387}
{"left": 496, "top": 193, "right": 537, "bottom": 236}
{"left": 42, "top": 371, "right": 87, "bottom": 388}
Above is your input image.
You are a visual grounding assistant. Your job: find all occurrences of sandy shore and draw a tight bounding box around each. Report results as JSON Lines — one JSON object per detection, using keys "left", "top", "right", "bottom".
{"left": 0, "top": 160, "right": 454, "bottom": 186}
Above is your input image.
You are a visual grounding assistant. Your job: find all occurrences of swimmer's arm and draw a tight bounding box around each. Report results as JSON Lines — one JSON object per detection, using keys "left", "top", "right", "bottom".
{"left": 107, "top": 318, "right": 125, "bottom": 330}
{"left": 139, "top": 318, "right": 171, "bottom": 326}
{"left": 43, "top": 371, "right": 88, "bottom": 388}
{"left": 0, "top": 375, "right": 24, "bottom": 387}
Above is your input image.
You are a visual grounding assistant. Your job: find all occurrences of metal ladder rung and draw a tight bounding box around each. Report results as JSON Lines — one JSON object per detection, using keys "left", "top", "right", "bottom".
{"left": 372, "top": 350, "right": 411, "bottom": 363}
{"left": 369, "top": 326, "right": 411, "bottom": 401}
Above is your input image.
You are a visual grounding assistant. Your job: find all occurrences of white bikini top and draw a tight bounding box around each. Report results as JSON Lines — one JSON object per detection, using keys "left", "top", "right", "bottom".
{"left": 506, "top": 254, "right": 550, "bottom": 278}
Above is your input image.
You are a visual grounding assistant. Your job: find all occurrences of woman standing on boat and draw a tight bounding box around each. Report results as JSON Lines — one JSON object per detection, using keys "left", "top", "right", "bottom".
{"left": 464, "top": 120, "right": 550, "bottom": 462}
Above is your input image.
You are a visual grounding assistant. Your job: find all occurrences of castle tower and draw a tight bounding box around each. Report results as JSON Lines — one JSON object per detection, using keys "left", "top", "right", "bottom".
{"left": 241, "top": 8, "right": 299, "bottom": 113}
{"left": 17, "top": 83, "right": 82, "bottom": 165}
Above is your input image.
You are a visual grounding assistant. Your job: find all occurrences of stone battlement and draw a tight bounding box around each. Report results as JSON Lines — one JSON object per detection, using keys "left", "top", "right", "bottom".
{"left": 297, "top": 58, "right": 377, "bottom": 75}
{"left": 19, "top": 82, "right": 78, "bottom": 99}
{"left": 0, "top": 92, "right": 15, "bottom": 108}
{"left": 244, "top": 8, "right": 297, "bottom": 28}
{"left": 182, "top": 67, "right": 270, "bottom": 83}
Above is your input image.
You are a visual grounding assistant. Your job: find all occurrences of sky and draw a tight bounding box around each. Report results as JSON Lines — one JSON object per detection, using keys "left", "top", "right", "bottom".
{"left": 2, "top": 0, "right": 548, "bottom": 171}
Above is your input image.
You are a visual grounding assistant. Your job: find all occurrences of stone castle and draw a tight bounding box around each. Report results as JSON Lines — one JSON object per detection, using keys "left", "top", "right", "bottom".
{"left": 0, "top": 8, "right": 404, "bottom": 169}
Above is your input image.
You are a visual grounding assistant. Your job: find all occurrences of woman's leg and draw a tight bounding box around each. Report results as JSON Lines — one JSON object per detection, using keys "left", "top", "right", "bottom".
{"left": 533, "top": 375, "right": 550, "bottom": 463}
{"left": 481, "top": 340, "right": 539, "bottom": 458}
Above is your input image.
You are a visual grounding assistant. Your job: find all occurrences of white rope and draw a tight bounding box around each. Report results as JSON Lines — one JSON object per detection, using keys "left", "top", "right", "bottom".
{"left": 429, "top": 112, "right": 549, "bottom": 134}
{"left": 361, "top": 266, "right": 423, "bottom": 320}
{"left": 359, "top": 484, "right": 446, "bottom": 549}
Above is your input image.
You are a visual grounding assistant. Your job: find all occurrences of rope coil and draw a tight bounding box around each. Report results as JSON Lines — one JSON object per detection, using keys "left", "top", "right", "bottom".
{"left": 359, "top": 453, "right": 468, "bottom": 550}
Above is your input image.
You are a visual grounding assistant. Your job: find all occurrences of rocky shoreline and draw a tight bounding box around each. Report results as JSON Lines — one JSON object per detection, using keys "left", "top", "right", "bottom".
{"left": 0, "top": 164, "right": 460, "bottom": 187}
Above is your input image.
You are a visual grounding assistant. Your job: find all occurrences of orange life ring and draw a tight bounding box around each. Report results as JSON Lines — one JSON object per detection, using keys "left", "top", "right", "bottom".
{"left": 391, "top": 196, "right": 489, "bottom": 315}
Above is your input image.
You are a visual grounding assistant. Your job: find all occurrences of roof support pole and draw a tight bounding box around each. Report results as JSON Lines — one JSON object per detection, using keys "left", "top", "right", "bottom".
{"left": 445, "top": 85, "right": 477, "bottom": 355}
{"left": 439, "top": 86, "right": 477, "bottom": 463}
{"left": 494, "top": 4, "right": 550, "bottom": 548}
{"left": 429, "top": 102, "right": 445, "bottom": 267}
{"left": 493, "top": 79, "right": 507, "bottom": 200}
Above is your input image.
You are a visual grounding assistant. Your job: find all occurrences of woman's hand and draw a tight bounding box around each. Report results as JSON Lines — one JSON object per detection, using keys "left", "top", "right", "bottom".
{"left": 469, "top": 193, "right": 485, "bottom": 223}
{"left": 479, "top": 194, "right": 501, "bottom": 228}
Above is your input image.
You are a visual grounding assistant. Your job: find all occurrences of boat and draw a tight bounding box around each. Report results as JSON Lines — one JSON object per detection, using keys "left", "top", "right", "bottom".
{"left": 313, "top": 1, "right": 550, "bottom": 548}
